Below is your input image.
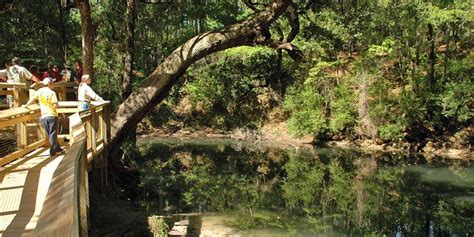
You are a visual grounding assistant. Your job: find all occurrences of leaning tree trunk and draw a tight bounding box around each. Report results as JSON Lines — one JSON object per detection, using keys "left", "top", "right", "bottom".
{"left": 109, "top": 0, "right": 294, "bottom": 157}
{"left": 75, "top": 0, "right": 95, "bottom": 78}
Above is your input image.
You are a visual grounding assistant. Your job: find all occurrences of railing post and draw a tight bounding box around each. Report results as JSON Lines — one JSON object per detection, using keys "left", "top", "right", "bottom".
{"left": 19, "top": 121, "right": 28, "bottom": 148}
{"left": 90, "top": 106, "right": 97, "bottom": 154}
{"left": 104, "top": 103, "right": 110, "bottom": 144}
{"left": 13, "top": 86, "right": 20, "bottom": 108}
{"left": 37, "top": 118, "right": 45, "bottom": 141}
{"left": 60, "top": 83, "right": 67, "bottom": 101}
{"left": 86, "top": 119, "right": 92, "bottom": 153}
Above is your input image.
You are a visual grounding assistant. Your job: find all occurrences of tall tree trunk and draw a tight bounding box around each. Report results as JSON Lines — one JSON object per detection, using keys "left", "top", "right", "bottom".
{"left": 428, "top": 23, "right": 436, "bottom": 85}
{"left": 57, "top": 0, "right": 68, "bottom": 62}
{"left": 121, "top": 0, "right": 137, "bottom": 149}
{"left": 356, "top": 71, "right": 377, "bottom": 139}
{"left": 108, "top": 0, "right": 295, "bottom": 157}
{"left": 75, "top": 0, "right": 95, "bottom": 79}
{"left": 122, "top": 0, "right": 136, "bottom": 100}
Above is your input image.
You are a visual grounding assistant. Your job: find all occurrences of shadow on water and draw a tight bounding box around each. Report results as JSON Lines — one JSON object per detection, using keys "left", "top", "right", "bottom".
{"left": 137, "top": 137, "right": 473, "bottom": 237}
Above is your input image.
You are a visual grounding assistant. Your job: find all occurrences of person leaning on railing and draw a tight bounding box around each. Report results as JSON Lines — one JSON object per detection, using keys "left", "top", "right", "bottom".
{"left": 5, "top": 58, "right": 42, "bottom": 108}
{"left": 22, "top": 77, "right": 64, "bottom": 156}
{"left": 77, "top": 74, "right": 105, "bottom": 111}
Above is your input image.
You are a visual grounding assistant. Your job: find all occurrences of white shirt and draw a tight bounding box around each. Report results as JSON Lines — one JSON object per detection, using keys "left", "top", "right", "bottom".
{"left": 6, "top": 65, "right": 33, "bottom": 85}
{"left": 78, "top": 82, "right": 104, "bottom": 102}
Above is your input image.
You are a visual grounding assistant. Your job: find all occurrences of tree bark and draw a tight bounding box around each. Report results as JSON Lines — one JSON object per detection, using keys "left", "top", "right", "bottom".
{"left": 356, "top": 71, "right": 377, "bottom": 139}
{"left": 122, "top": 0, "right": 136, "bottom": 100}
{"left": 108, "top": 0, "right": 294, "bottom": 156}
{"left": 57, "top": 0, "right": 68, "bottom": 62}
{"left": 75, "top": 0, "right": 96, "bottom": 79}
{"left": 428, "top": 23, "right": 436, "bottom": 85}
{"left": 0, "top": 0, "right": 17, "bottom": 15}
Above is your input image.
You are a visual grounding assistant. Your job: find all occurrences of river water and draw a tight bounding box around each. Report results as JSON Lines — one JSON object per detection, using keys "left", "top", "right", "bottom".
{"left": 136, "top": 137, "right": 473, "bottom": 236}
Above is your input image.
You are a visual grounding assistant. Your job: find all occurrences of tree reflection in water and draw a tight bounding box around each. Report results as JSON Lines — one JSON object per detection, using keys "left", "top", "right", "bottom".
{"left": 138, "top": 138, "right": 473, "bottom": 236}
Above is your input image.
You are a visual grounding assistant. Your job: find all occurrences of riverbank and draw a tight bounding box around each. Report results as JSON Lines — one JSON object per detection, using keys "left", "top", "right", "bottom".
{"left": 138, "top": 122, "right": 473, "bottom": 160}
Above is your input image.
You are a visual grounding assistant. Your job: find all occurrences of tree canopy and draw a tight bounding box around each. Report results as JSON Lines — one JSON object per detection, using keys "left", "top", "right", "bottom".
{"left": 0, "top": 0, "right": 472, "bottom": 156}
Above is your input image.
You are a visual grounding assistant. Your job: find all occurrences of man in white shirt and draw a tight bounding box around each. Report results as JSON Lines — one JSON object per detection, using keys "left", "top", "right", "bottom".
{"left": 6, "top": 57, "right": 41, "bottom": 85}
{"left": 78, "top": 74, "right": 104, "bottom": 102}
{"left": 5, "top": 58, "right": 42, "bottom": 108}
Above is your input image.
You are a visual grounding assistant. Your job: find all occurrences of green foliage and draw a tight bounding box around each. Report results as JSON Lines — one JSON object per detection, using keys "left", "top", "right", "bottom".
{"left": 1, "top": 0, "right": 472, "bottom": 143}
{"left": 437, "top": 54, "right": 474, "bottom": 123}
{"left": 367, "top": 38, "right": 396, "bottom": 58}
{"left": 329, "top": 82, "right": 356, "bottom": 134}
{"left": 438, "top": 80, "right": 473, "bottom": 122}
{"left": 283, "top": 84, "right": 327, "bottom": 137}
{"left": 180, "top": 46, "right": 280, "bottom": 130}
{"left": 284, "top": 60, "right": 356, "bottom": 138}
{"left": 379, "top": 123, "right": 405, "bottom": 141}
{"left": 148, "top": 215, "right": 169, "bottom": 237}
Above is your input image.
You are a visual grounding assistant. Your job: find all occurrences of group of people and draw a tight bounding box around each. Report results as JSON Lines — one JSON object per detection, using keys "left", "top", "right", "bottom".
{"left": 0, "top": 57, "right": 85, "bottom": 108}
{"left": 0, "top": 57, "right": 105, "bottom": 156}
{"left": 0, "top": 57, "right": 83, "bottom": 84}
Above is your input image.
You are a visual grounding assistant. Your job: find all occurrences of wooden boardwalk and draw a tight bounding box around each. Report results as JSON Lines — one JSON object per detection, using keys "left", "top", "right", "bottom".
{"left": 0, "top": 101, "right": 109, "bottom": 237}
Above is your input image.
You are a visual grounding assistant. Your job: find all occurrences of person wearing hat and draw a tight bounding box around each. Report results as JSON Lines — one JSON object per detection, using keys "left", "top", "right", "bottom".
{"left": 5, "top": 57, "right": 42, "bottom": 108}
{"left": 60, "top": 63, "right": 76, "bottom": 82}
{"left": 22, "top": 77, "right": 64, "bottom": 155}
{"left": 7, "top": 57, "right": 42, "bottom": 85}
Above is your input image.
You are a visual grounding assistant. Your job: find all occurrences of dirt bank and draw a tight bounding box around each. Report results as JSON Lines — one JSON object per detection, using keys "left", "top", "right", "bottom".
{"left": 139, "top": 122, "right": 473, "bottom": 160}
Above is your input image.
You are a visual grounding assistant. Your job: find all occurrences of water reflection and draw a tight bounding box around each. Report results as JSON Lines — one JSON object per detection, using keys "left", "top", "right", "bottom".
{"left": 138, "top": 138, "right": 473, "bottom": 236}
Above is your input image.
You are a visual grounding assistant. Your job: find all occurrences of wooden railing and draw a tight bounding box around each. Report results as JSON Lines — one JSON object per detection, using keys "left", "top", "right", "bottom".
{"left": 0, "top": 101, "right": 110, "bottom": 166}
{"left": 0, "top": 104, "right": 46, "bottom": 166}
{"left": 32, "top": 81, "right": 78, "bottom": 101}
{"left": 0, "top": 81, "right": 78, "bottom": 109}
{"left": 59, "top": 101, "right": 110, "bottom": 163}
{"left": 32, "top": 104, "right": 110, "bottom": 236}
{"left": 0, "top": 82, "right": 28, "bottom": 108}
{"left": 33, "top": 111, "right": 90, "bottom": 236}
{"left": 33, "top": 132, "right": 88, "bottom": 236}
{"left": 0, "top": 101, "right": 110, "bottom": 236}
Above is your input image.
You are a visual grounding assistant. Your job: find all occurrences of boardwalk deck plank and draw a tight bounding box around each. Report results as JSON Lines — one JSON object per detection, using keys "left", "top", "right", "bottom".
{"left": 0, "top": 147, "right": 65, "bottom": 235}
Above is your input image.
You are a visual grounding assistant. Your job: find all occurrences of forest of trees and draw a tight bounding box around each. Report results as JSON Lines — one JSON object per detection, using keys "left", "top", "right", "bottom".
{"left": 0, "top": 0, "right": 472, "bottom": 153}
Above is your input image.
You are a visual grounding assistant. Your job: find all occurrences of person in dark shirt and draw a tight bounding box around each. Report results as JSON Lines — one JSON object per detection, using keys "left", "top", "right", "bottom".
{"left": 42, "top": 63, "right": 60, "bottom": 82}
{"left": 75, "top": 60, "right": 83, "bottom": 83}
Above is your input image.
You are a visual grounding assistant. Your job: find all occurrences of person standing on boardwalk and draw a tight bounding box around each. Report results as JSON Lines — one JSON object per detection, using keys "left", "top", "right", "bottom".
{"left": 78, "top": 74, "right": 104, "bottom": 102}
{"left": 5, "top": 57, "right": 42, "bottom": 108}
{"left": 7, "top": 57, "right": 42, "bottom": 85}
{"left": 22, "top": 77, "right": 64, "bottom": 155}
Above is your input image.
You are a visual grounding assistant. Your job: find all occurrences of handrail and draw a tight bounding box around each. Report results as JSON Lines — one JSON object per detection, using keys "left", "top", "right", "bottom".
{"left": 0, "top": 101, "right": 110, "bottom": 166}
{"left": 0, "top": 82, "right": 28, "bottom": 87}
{"left": 0, "top": 104, "right": 46, "bottom": 166}
{"left": 34, "top": 113, "right": 88, "bottom": 236}
{"left": 0, "top": 102, "right": 109, "bottom": 235}
{"left": 34, "top": 138, "right": 87, "bottom": 237}
{"left": 31, "top": 81, "right": 78, "bottom": 101}
{"left": 0, "top": 82, "right": 28, "bottom": 108}
{"left": 0, "top": 82, "right": 78, "bottom": 108}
